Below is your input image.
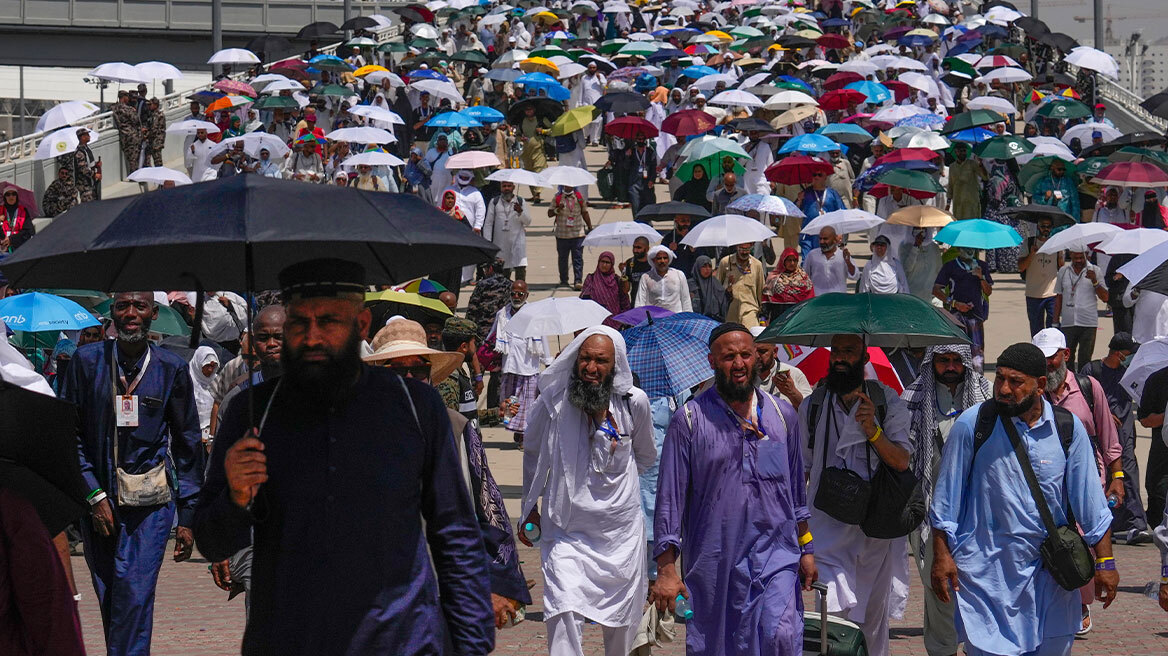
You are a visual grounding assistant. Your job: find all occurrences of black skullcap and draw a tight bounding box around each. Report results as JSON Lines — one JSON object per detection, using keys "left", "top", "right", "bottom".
{"left": 278, "top": 258, "right": 366, "bottom": 299}
{"left": 1109, "top": 332, "right": 1138, "bottom": 353}
{"left": 996, "top": 343, "right": 1047, "bottom": 380}
{"left": 708, "top": 322, "right": 752, "bottom": 347}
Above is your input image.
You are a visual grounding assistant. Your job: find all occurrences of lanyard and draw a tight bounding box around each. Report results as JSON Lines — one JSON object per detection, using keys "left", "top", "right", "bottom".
{"left": 727, "top": 393, "right": 764, "bottom": 440}
{"left": 593, "top": 411, "right": 621, "bottom": 442}
{"left": 1065, "top": 266, "right": 1088, "bottom": 306}
{"left": 113, "top": 345, "right": 151, "bottom": 396}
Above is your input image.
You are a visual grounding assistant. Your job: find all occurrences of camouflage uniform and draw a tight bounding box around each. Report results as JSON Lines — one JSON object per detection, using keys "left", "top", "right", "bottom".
{"left": 145, "top": 108, "right": 166, "bottom": 167}
{"left": 72, "top": 146, "right": 98, "bottom": 203}
{"left": 112, "top": 101, "right": 141, "bottom": 175}
{"left": 465, "top": 268, "right": 513, "bottom": 341}
{"left": 42, "top": 176, "right": 77, "bottom": 217}
{"left": 437, "top": 317, "right": 480, "bottom": 419}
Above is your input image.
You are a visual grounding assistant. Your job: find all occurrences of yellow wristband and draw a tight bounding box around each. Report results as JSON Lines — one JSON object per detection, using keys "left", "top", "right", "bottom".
{"left": 1112, "top": 471, "right": 1125, "bottom": 480}
{"left": 798, "top": 532, "right": 813, "bottom": 547}
{"left": 867, "top": 427, "right": 883, "bottom": 443}
{"left": 1094, "top": 556, "right": 1114, "bottom": 565}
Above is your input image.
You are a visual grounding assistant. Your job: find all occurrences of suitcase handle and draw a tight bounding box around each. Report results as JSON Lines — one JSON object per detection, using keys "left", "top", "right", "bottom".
{"left": 812, "top": 582, "right": 828, "bottom": 656}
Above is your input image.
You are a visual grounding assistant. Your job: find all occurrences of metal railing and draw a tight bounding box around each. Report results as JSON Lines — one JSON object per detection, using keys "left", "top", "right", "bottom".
{"left": 1097, "top": 75, "right": 1167, "bottom": 133}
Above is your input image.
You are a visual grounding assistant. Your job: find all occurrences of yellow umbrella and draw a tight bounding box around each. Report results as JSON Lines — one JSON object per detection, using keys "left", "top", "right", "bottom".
{"left": 532, "top": 11, "right": 562, "bottom": 25}
{"left": 520, "top": 56, "right": 560, "bottom": 74}
{"left": 365, "top": 290, "right": 453, "bottom": 318}
{"left": 550, "top": 105, "right": 599, "bottom": 136}
{"left": 704, "top": 30, "right": 733, "bottom": 43}
{"left": 737, "top": 57, "right": 766, "bottom": 67}
{"left": 795, "top": 29, "right": 824, "bottom": 40}
{"left": 768, "top": 44, "right": 788, "bottom": 53}
{"left": 354, "top": 65, "right": 389, "bottom": 77}
{"left": 886, "top": 206, "right": 954, "bottom": 228}
{"left": 770, "top": 105, "right": 818, "bottom": 130}
{"left": 905, "top": 28, "right": 937, "bottom": 38}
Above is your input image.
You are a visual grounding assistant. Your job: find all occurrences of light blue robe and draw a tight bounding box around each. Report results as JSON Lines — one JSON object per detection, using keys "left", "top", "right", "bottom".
{"left": 929, "top": 400, "right": 1112, "bottom": 656}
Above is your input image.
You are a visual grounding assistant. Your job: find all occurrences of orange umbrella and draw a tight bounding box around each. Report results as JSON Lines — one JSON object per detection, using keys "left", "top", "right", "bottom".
{"left": 205, "top": 95, "right": 254, "bottom": 113}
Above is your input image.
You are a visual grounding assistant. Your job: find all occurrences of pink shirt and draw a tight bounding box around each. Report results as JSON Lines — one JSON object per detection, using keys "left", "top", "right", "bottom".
{"left": 1048, "top": 374, "right": 1122, "bottom": 485}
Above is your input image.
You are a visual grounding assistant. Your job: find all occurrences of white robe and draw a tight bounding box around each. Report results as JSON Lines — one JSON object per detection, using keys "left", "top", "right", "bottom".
{"left": 742, "top": 140, "right": 774, "bottom": 196}
{"left": 188, "top": 138, "right": 216, "bottom": 182}
{"left": 446, "top": 184, "right": 486, "bottom": 231}
{"left": 635, "top": 268, "right": 692, "bottom": 313}
{"left": 483, "top": 194, "right": 533, "bottom": 269}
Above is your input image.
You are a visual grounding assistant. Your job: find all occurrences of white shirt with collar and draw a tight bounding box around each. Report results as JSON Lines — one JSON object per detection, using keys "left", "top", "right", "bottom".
{"left": 804, "top": 247, "right": 858, "bottom": 295}
{"left": 1054, "top": 262, "right": 1104, "bottom": 327}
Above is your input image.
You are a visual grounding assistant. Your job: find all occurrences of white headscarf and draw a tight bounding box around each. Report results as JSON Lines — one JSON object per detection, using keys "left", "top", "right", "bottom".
{"left": 521, "top": 325, "right": 634, "bottom": 526}
{"left": 188, "top": 345, "right": 219, "bottom": 432}
{"left": 0, "top": 321, "right": 54, "bottom": 396}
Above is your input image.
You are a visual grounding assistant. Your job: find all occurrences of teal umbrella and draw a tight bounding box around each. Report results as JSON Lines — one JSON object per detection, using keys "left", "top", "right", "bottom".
{"left": 973, "top": 135, "right": 1034, "bottom": 159}
{"left": 939, "top": 109, "right": 1009, "bottom": 134}
{"left": 876, "top": 168, "right": 944, "bottom": 193}
{"left": 934, "top": 218, "right": 1023, "bottom": 249}
{"left": 1036, "top": 99, "right": 1091, "bottom": 120}
{"left": 755, "top": 293, "right": 971, "bottom": 348}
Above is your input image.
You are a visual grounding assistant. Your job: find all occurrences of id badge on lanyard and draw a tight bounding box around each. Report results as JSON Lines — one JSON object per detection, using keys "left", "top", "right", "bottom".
{"left": 113, "top": 347, "right": 151, "bottom": 428}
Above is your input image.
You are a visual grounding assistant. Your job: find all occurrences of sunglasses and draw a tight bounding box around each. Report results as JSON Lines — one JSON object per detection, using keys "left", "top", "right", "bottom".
{"left": 386, "top": 364, "right": 431, "bottom": 379}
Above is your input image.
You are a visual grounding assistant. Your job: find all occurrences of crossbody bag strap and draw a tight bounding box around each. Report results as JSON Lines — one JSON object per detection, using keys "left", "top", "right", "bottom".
{"left": 998, "top": 411, "right": 1063, "bottom": 538}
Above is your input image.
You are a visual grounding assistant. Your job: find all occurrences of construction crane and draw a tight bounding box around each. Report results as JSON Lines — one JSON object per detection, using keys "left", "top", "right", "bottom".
{"left": 1074, "top": 8, "right": 1164, "bottom": 47}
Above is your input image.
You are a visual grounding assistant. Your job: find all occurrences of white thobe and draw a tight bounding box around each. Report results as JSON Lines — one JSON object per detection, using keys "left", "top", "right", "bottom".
{"left": 742, "top": 140, "right": 774, "bottom": 195}
{"left": 493, "top": 304, "right": 552, "bottom": 376}
{"left": 799, "top": 385, "right": 914, "bottom": 656}
{"left": 482, "top": 195, "right": 533, "bottom": 269}
{"left": 1124, "top": 288, "right": 1168, "bottom": 343}
{"left": 188, "top": 138, "right": 216, "bottom": 181}
{"left": 804, "top": 248, "right": 858, "bottom": 295}
{"left": 447, "top": 185, "right": 486, "bottom": 231}
{"left": 581, "top": 74, "right": 606, "bottom": 105}
{"left": 900, "top": 239, "right": 943, "bottom": 301}
{"left": 635, "top": 269, "right": 692, "bottom": 313}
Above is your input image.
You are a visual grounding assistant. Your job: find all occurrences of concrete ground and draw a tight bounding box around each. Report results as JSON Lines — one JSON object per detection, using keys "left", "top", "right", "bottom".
{"left": 74, "top": 144, "right": 1168, "bottom": 654}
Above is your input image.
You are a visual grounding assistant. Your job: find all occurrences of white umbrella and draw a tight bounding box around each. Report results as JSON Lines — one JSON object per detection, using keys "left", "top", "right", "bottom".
{"left": 556, "top": 62, "right": 587, "bottom": 79}
{"left": 366, "top": 14, "right": 395, "bottom": 29}
{"left": 1120, "top": 336, "right": 1168, "bottom": 401}
{"left": 364, "top": 70, "right": 406, "bottom": 87}
{"left": 134, "top": 61, "right": 183, "bottom": 81}
{"left": 582, "top": 221, "right": 664, "bottom": 248}
{"left": 35, "top": 100, "right": 99, "bottom": 133}
{"left": 127, "top": 166, "right": 192, "bottom": 186}
{"left": 764, "top": 90, "right": 818, "bottom": 111}
{"left": 446, "top": 151, "right": 501, "bottom": 169}
{"left": 709, "top": 89, "right": 763, "bottom": 108}
{"left": 1016, "top": 140, "right": 1075, "bottom": 166}
{"left": 869, "top": 55, "right": 901, "bottom": 70}
{"left": 692, "top": 73, "right": 739, "bottom": 92}
{"left": 250, "top": 73, "right": 290, "bottom": 85}
{"left": 542, "top": 165, "right": 597, "bottom": 187}
{"left": 1061, "top": 122, "right": 1123, "bottom": 146}
{"left": 898, "top": 72, "right": 939, "bottom": 97}
{"left": 479, "top": 12, "right": 509, "bottom": 27}
{"left": 326, "top": 126, "right": 396, "bottom": 143}
{"left": 1118, "top": 240, "right": 1168, "bottom": 288}
{"left": 410, "top": 24, "right": 441, "bottom": 39}
{"left": 90, "top": 62, "right": 148, "bottom": 84}
{"left": 893, "top": 132, "right": 951, "bottom": 151}
{"left": 800, "top": 209, "right": 884, "bottom": 235}
{"left": 348, "top": 105, "right": 405, "bottom": 125}
{"left": 974, "top": 54, "right": 1019, "bottom": 69}
{"left": 409, "top": 79, "right": 465, "bottom": 105}
{"left": 486, "top": 168, "right": 552, "bottom": 188}
{"left": 602, "top": 1, "right": 632, "bottom": 13}
{"left": 965, "top": 95, "right": 1018, "bottom": 115}
{"left": 976, "top": 67, "right": 1032, "bottom": 84}
{"left": 210, "top": 132, "right": 290, "bottom": 159}
{"left": 208, "top": 48, "right": 260, "bottom": 65}
{"left": 505, "top": 297, "right": 612, "bottom": 337}
{"left": 341, "top": 151, "right": 405, "bottom": 167}
{"left": 871, "top": 104, "right": 931, "bottom": 124}
{"left": 34, "top": 127, "right": 100, "bottom": 160}
{"left": 493, "top": 49, "right": 531, "bottom": 68}
{"left": 1037, "top": 223, "right": 1122, "bottom": 255}
{"left": 838, "top": 60, "right": 880, "bottom": 76}
{"left": 1066, "top": 47, "right": 1119, "bottom": 79}
{"left": 984, "top": 6, "right": 1022, "bottom": 24}
{"left": 922, "top": 13, "right": 950, "bottom": 25}
{"left": 726, "top": 194, "right": 804, "bottom": 217}
{"left": 1096, "top": 228, "right": 1168, "bottom": 255}
{"left": 893, "top": 57, "right": 927, "bottom": 72}
{"left": 259, "top": 79, "right": 306, "bottom": 93}
{"left": 166, "top": 119, "right": 221, "bottom": 135}
{"left": 681, "top": 214, "right": 774, "bottom": 248}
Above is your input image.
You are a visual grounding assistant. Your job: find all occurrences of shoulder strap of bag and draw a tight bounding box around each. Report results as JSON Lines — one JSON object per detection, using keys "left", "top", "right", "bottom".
{"left": 864, "top": 379, "right": 888, "bottom": 426}
{"left": 759, "top": 390, "right": 788, "bottom": 435}
{"left": 396, "top": 375, "right": 424, "bottom": 435}
{"left": 683, "top": 400, "right": 694, "bottom": 430}
{"left": 998, "top": 407, "right": 1066, "bottom": 538}
{"left": 806, "top": 385, "right": 827, "bottom": 449}
{"left": 1074, "top": 373, "right": 1095, "bottom": 416}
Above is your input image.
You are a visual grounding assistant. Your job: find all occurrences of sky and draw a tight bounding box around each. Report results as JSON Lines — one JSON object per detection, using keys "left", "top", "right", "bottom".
{"left": 1029, "top": 0, "right": 1168, "bottom": 47}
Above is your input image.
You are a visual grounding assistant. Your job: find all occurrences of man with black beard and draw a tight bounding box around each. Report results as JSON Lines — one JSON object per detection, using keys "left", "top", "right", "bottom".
{"left": 64, "top": 291, "right": 204, "bottom": 656}
{"left": 799, "top": 333, "right": 912, "bottom": 655}
{"left": 194, "top": 259, "right": 494, "bottom": 655}
{"left": 749, "top": 326, "right": 811, "bottom": 408}
{"left": 519, "top": 326, "right": 656, "bottom": 656}
{"left": 930, "top": 343, "right": 1117, "bottom": 655}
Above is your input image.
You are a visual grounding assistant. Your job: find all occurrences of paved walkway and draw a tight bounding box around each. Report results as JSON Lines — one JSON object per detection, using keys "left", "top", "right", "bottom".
{"left": 75, "top": 144, "right": 1168, "bottom": 654}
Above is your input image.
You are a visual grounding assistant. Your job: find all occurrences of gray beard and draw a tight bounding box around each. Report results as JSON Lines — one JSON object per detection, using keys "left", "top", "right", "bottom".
{"left": 568, "top": 368, "right": 614, "bottom": 416}
{"left": 1045, "top": 361, "right": 1068, "bottom": 394}
{"left": 116, "top": 326, "right": 150, "bottom": 343}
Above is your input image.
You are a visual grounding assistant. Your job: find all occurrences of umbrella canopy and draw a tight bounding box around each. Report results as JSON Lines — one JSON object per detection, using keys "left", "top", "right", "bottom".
{"left": 726, "top": 194, "right": 804, "bottom": 218}
{"left": 325, "top": 127, "right": 396, "bottom": 144}
{"left": 134, "top": 60, "right": 183, "bottom": 81}
{"left": 661, "top": 109, "right": 717, "bottom": 137}
{"left": 542, "top": 165, "right": 597, "bottom": 188}
{"left": 876, "top": 168, "right": 944, "bottom": 194}
{"left": 680, "top": 214, "right": 774, "bottom": 248}
{"left": 1096, "top": 228, "right": 1168, "bottom": 255}
{"left": 756, "top": 292, "right": 971, "bottom": 348}
{"left": 635, "top": 201, "right": 711, "bottom": 221}
{"left": 777, "top": 133, "right": 839, "bottom": 155}
{"left": 1119, "top": 336, "right": 1168, "bottom": 402}
{"left": 92, "top": 298, "right": 190, "bottom": 337}
{"left": 940, "top": 109, "right": 1007, "bottom": 134}
{"left": 1037, "top": 222, "right": 1122, "bottom": 255}
{"left": 1035, "top": 99, "right": 1091, "bottom": 120}
{"left": 126, "top": 166, "right": 193, "bottom": 186}
{"left": 507, "top": 97, "right": 564, "bottom": 123}
{"left": 0, "top": 292, "right": 99, "bottom": 332}
{"left": 973, "top": 134, "right": 1034, "bottom": 159}
{"left": 425, "top": 111, "right": 482, "bottom": 129}
{"left": 1001, "top": 204, "right": 1077, "bottom": 228}
{"left": 611, "top": 305, "right": 674, "bottom": 326}
{"left": 486, "top": 168, "right": 552, "bottom": 188}
{"left": 445, "top": 151, "right": 501, "bottom": 169}
{"left": 35, "top": 100, "right": 99, "bottom": 133}
{"left": 90, "top": 62, "right": 147, "bottom": 84}
{"left": 781, "top": 345, "right": 904, "bottom": 394}
{"left": 800, "top": 209, "right": 884, "bottom": 235}
{"left": 0, "top": 182, "right": 38, "bottom": 216}
{"left": 34, "top": 127, "right": 99, "bottom": 161}
{"left": 213, "top": 79, "right": 256, "bottom": 96}
{"left": 886, "top": 205, "right": 954, "bottom": 228}
{"left": 624, "top": 312, "right": 719, "bottom": 397}
{"left": 297, "top": 21, "right": 339, "bottom": 38}
{"left": 594, "top": 91, "right": 651, "bottom": 114}
{"left": 341, "top": 151, "right": 405, "bottom": 167}
{"left": 764, "top": 154, "right": 833, "bottom": 185}
{"left": 583, "top": 221, "right": 664, "bottom": 248}
{"left": 365, "top": 289, "right": 453, "bottom": 319}
{"left": 0, "top": 175, "right": 498, "bottom": 291}
{"left": 504, "top": 297, "right": 611, "bottom": 337}
{"left": 935, "top": 218, "right": 1022, "bottom": 250}
{"left": 818, "top": 88, "right": 867, "bottom": 111}
{"left": 208, "top": 48, "right": 260, "bottom": 65}
{"left": 549, "top": 104, "right": 598, "bottom": 137}
{"left": 604, "top": 116, "right": 658, "bottom": 139}
{"left": 461, "top": 106, "right": 505, "bottom": 123}
{"left": 1092, "top": 162, "right": 1168, "bottom": 188}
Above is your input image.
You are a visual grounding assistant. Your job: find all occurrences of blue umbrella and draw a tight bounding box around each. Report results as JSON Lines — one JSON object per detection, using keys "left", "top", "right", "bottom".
{"left": 934, "top": 219, "right": 1022, "bottom": 250}
{"left": 945, "top": 39, "right": 980, "bottom": 57}
{"left": 409, "top": 69, "right": 450, "bottom": 82}
{"left": 515, "top": 72, "right": 559, "bottom": 86}
{"left": 426, "top": 111, "right": 483, "bottom": 128}
{"left": 0, "top": 292, "right": 99, "bottom": 333}
{"left": 648, "top": 48, "right": 687, "bottom": 63}
{"left": 778, "top": 75, "right": 813, "bottom": 94}
{"left": 946, "top": 127, "right": 997, "bottom": 144}
{"left": 894, "top": 113, "right": 946, "bottom": 129}
{"left": 817, "top": 123, "right": 873, "bottom": 143}
{"left": 778, "top": 133, "right": 839, "bottom": 154}
{"left": 515, "top": 73, "right": 571, "bottom": 101}
{"left": 899, "top": 34, "right": 935, "bottom": 48}
{"left": 820, "top": 18, "right": 851, "bottom": 28}
{"left": 486, "top": 68, "right": 522, "bottom": 82}
{"left": 844, "top": 80, "right": 891, "bottom": 104}
{"left": 624, "top": 312, "right": 720, "bottom": 398}
{"left": 461, "top": 106, "right": 505, "bottom": 122}
{"left": 681, "top": 65, "right": 718, "bottom": 79}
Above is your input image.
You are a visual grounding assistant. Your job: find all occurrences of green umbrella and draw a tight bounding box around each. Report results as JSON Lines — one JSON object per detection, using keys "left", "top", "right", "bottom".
{"left": 876, "top": 168, "right": 945, "bottom": 194}
{"left": 254, "top": 95, "right": 299, "bottom": 110}
{"left": 1078, "top": 156, "right": 1111, "bottom": 179}
{"left": 680, "top": 136, "right": 750, "bottom": 161}
{"left": 939, "top": 109, "right": 1009, "bottom": 134}
{"left": 599, "top": 39, "right": 628, "bottom": 54}
{"left": 1036, "top": 99, "right": 1091, "bottom": 120}
{"left": 33, "top": 289, "right": 108, "bottom": 309}
{"left": 973, "top": 134, "right": 1035, "bottom": 159}
{"left": 1018, "top": 156, "right": 1080, "bottom": 194}
{"left": 529, "top": 45, "right": 567, "bottom": 59}
{"left": 93, "top": 299, "right": 191, "bottom": 337}
{"left": 755, "top": 293, "right": 971, "bottom": 348}
{"left": 942, "top": 57, "right": 977, "bottom": 78}
{"left": 1109, "top": 147, "right": 1168, "bottom": 173}
{"left": 730, "top": 26, "right": 765, "bottom": 39}
{"left": 309, "top": 83, "right": 353, "bottom": 98}
{"left": 412, "top": 38, "right": 439, "bottom": 49}
{"left": 676, "top": 155, "right": 745, "bottom": 183}
{"left": 617, "top": 42, "right": 658, "bottom": 57}
{"left": 990, "top": 43, "right": 1027, "bottom": 58}
{"left": 452, "top": 50, "right": 490, "bottom": 65}
{"left": 379, "top": 42, "right": 409, "bottom": 53}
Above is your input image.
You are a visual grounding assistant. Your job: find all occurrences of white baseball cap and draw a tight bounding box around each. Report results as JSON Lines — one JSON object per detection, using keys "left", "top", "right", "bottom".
{"left": 1032, "top": 328, "right": 1066, "bottom": 357}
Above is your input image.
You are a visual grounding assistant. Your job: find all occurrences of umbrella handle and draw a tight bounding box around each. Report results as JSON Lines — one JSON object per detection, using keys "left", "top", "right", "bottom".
{"left": 185, "top": 275, "right": 205, "bottom": 350}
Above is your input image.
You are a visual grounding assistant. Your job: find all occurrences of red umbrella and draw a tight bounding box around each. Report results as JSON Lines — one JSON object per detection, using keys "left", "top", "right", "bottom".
{"left": 882, "top": 80, "right": 912, "bottom": 103}
{"left": 765, "top": 154, "right": 834, "bottom": 185}
{"left": 868, "top": 184, "right": 937, "bottom": 200}
{"left": 783, "top": 346, "right": 903, "bottom": 394}
{"left": 842, "top": 113, "right": 874, "bottom": 124}
{"left": 661, "top": 109, "right": 717, "bottom": 137}
{"left": 1092, "top": 162, "right": 1168, "bottom": 188}
{"left": 271, "top": 60, "right": 308, "bottom": 71}
{"left": 874, "top": 148, "right": 941, "bottom": 165}
{"left": 604, "top": 116, "right": 659, "bottom": 140}
{"left": 823, "top": 71, "right": 864, "bottom": 91}
{"left": 818, "top": 89, "right": 868, "bottom": 111}
{"left": 0, "top": 182, "right": 38, "bottom": 217}
{"left": 817, "top": 33, "right": 851, "bottom": 50}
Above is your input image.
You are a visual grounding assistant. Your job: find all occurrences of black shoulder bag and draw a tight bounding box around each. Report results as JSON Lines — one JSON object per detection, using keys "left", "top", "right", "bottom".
{"left": 811, "top": 389, "right": 871, "bottom": 526}
{"left": 998, "top": 406, "right": 1095, "bottom": 591}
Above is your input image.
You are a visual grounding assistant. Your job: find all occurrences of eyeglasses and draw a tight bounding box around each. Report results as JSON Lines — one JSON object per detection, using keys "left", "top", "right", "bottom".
{"left": 386, "top": 364, "right": 431, "bottom": 379}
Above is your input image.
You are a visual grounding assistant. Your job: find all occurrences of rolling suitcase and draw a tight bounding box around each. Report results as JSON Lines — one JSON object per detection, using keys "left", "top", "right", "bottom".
{"left": 802, "top": 582, "right": 868, "bottom": 656}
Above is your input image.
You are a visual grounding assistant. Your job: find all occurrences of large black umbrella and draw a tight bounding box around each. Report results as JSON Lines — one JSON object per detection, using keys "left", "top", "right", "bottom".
{"left": 636, "top": 201, "right": 711, "bottom": 221}
{"left": 246, "top": 34, "right": 294, "bottom": 57}
{"left": 1014, "top": 16, "right": 1049, "bottom": 37}
{"left": 1039, "top": 32, "right": 1079, "bottom": 53}
{"left": 726, "top": 117, "right": 775, "bottom": 134}
{"left": 593, "top": 91, "right": 649, "bottom": 115}
{"left": 1140, "top": 91, "right": 1168, "bottom": 113}
{"left": 297, "top": 21, "right": 339, "bottom": 39}
{"left": 393, "top": 4, "right": 435, "bottom": 24}
{"left": 1112, "top": 132, "right": 1168, "bottom": 149}
{"left": 507, "top": 97, "right": 565, "bottom": 124}
{"left": 340, "top": 16, "right": 379, "bottom": 31}
{"left": 0, "top": 175, "right": 498, "bottom": 292}
{"left": 778, "top": 35, "right": 817, "bottom": 50}
{"left": 1002, "top": 204, "right": 1076, "bottom": 228}
{"left": 0, "top": 381, "right": 87, "bottom": 535}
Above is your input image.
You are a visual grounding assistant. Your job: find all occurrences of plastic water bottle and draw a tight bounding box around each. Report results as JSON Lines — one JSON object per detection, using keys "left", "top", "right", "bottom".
{"left": 524, "top": 522, "right": 541, "bottom": 543}
{"left": 674, "top": 595, "right": 693, "bottom": 621}
{"left": 507, "top": 602, "right": 527, "bottom": 627}
{"left": 502, "top": 395, "right": 519, "bottom": 428}
{"left": 1108, "top": 494, "right": 1120, "bottom": 508}
{"left": 1143, "top": 581, "right": 1163, "bottom": 601}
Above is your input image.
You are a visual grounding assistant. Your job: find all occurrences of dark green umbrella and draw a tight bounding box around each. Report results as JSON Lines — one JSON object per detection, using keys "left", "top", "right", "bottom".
{"left": 973, "top": 134, "right": 1034, "bottom": 159}
{"left": 1002, "top": 204, "right": 1076, "bottom": 228}
{"left": 254, "top": 95, "right": 300, "bottom": 110}
{"left": 309, "top": 83, "right": 353, "bottom": 98}
{"left": 379, "top": 42, "right": 409, "bottom": 53}
{"left": 1077, "top": 156, "right": 1111, "bottom": 180}
{"left": 876, "top": 168, "right": 944, "bottom": 194}
{"left": 1109, "top": 147, "right": 1168, "bottom": 174}
{"left": 93, "top": 298, "right": 191, "bottom": 337}
{"left": 1035, "top": 99, "right": 1091, "bottom": 120}
{"left": 1019, "top": 156, "right": 1079, "bottom": 194}
{"left": 452, "top": 50, "right": 490, "bottom": 65}
{"left": 942, "top": 57, "right": 977, "bottom": 78}
{"left": 755, "top": 293, "right": 971, "bottom": 348}
{"left": 939, "top": 109, "right": 1008, "bottom": 134}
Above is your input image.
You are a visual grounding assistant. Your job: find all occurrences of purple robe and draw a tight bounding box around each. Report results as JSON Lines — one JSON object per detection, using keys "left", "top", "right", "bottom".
{"left": 654, "top": 387, "right": 809, "bottom": 655}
